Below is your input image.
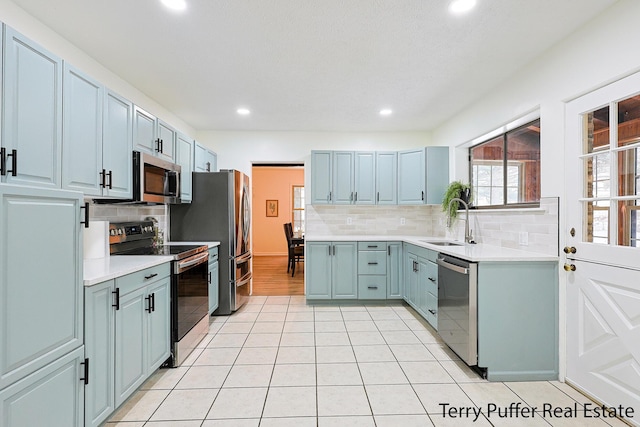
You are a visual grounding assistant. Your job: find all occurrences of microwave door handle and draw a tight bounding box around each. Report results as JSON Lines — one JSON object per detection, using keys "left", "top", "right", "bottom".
{"left": 165, "top": 170, "right": 180, "bottom": 196}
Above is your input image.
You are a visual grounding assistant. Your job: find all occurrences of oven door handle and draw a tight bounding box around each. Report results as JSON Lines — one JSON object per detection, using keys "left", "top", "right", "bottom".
{"left": 176, "top": 252, "right": 209, "bottom": 272}
{"left": 436, "top": 257, "right": 469, "bottom": 275}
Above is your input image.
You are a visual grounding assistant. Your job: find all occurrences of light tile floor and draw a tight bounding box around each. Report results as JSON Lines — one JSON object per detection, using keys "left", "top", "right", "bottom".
{"left": 107, "top": 296, "right": 630, "bottom": 427}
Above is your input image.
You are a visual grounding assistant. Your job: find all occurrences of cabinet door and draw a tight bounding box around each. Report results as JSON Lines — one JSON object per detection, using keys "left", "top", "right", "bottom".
{"left": 354, "top": 151, "right": 375, "bottom": 204}
{"left": 310, "top": 151, "right": 332, "bottom": 204}
{"left": 406, "top": 253, "right": 418, "bottom": 308}
{"left": 305, "top": 242, "right": 332, "bottom": 299}
{"left": 387, "top": 243, "right": 403, "bottom": 299}
{"left": 156, "top": 120, "right": 176, "bottom": 162}
{"left": 3, "top": 28, "right": 63, "bottom": 188}
{"left": 146, "top": 278, "right": 171, "bottom": 373}
{"left": 209, "top": 260, "right": 219, "bottom": 314}
{"left": 133, "top": 106, "right": 156, "bottom": 156}
{"left": 102, "top": 90, "right": 133, "bottom": 199}
{"left": 418, "top": 257, "right": 432, "bottom": 322}
{"left": 206, "top": 151, "right": 218, "bottom": 172}
{"left": 114, "top": 286, "right": 146, "bottom": 407}
{"left": 376, "top": 152, "right": 397, "bottom": 205}
{"left": 0, "top": 186, "right": 83, "bottom": 389}
{"left": 62, "top": 64, "right": 103, "bottom": 195}
{"left": 332, "top": 242, "right": 358, "bottom": 299}
{"left": 0, "top": 346, "right": 84, "bottom": 427}
{"left": 332, "top": 151, "right": 355, "bottom": 204}
{"left": 425, "top": 147, "right": 449, "bottom": 205}
{"left": 397, "top": 149, "right": 426, "bottom": 205}
{"left": 194, "top": 142, "right": 207, "bottom": 172}
{"left": 176, "top": 134, "right": 194, "bottom": 203}
{"left": 84, "top": 281, "right": 115, "bottom": 427}
{"left": 425, "top": 292, "right": 437, "bottom": 328}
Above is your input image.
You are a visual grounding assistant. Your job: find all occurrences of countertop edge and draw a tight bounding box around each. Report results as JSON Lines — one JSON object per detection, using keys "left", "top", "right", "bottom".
{"left": 83, "top": 255, "right": 174, "bottom": 287}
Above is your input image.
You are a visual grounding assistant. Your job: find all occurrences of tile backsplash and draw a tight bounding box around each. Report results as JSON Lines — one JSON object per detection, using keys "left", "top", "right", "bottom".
{"left": 306, "top": 197, "right": 559, "bottom": 256}
{"left": 89, "top": 201, "right": 168, "bottom": 235}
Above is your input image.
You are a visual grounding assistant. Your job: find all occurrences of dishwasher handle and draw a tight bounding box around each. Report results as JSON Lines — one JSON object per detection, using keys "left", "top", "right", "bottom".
{"left": 437, "top": 257, "right": 469, "bottom": 275}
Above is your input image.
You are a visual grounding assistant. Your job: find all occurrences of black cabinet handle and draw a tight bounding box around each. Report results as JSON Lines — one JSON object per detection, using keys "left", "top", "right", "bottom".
{"left": 146, "top": 295, "right": 152, "bottom": 313}
{"left": 354, "top": 192, "right": 358, "bottom": 202}
{"left": 155, "top": 138, "right": 161, "bottom": 153}
{"left": 368, "top": 262, "right": 378, "bottom": 265}
{"left": 80, "top": 358, "right": 89, "bottom": 385}
{"left": 6, "top": 149, "right": 17, "bottom": 176}
{"left": 107, "top": 170, "right": 113, "bottom": 189}
{"left": 367, "top": 286, "right": 378, "bottom": 290}
{"left": 329, "top": 191, "right": 332, "bottom": 202}
{"left": 99, "top": 169, "right": 106, "bottom": 188}
{"left": 377, "top": 192, "right": 380, "bottom": 202}
{"left": 144, "top": 273, "right": 158, "bottom": 280}
{"left": 206, "top": 161, "right": 211, "bottom": 172}
{"left": 428, "top": 277, "right": 436, "bottom": 283}
{"left": 80, "top": 202, "right": 89, "bottom": 228}
{"left": 151, "top": 292, "right": 156, "bottom": 312}
{"left": 421, "top": 190, "right": 424, "bottom": 201}
{"left": 112, "top": 288, "right": 120, "bottom": 310}
{"left": 160, "top": 139, "right": 164, "bottom": 153}
{"left": 0, "top": 147, "right": 5, "bottom": 176}
{"left": 388, "top": 246, "right": 390, "bottom": 256}
{"left": 428, "top": 309, "right": 437, "bottom": 315}
{"left": 333, "top": 245, "right": 336, "bottom": 256}
{"left": 367, "top": 245, "right": 377, "bottom": 248}
{"left": 208, "top": 271, "right": 212, "bottom": 284}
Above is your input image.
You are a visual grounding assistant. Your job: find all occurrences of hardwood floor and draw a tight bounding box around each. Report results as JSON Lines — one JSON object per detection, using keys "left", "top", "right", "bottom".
{"left": 252, "top": 255, "right": 305, "bottom": 296}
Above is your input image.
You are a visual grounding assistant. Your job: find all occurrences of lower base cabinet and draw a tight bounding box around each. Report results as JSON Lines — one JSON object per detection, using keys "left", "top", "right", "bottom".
{"left": 84, "top": 263, "right": 171, "bottom": 427}
{"left": 208, "top": 247, "right": 219, "bottom": 314}
{"left": 404, "top": 245, "right": 438, "bottom": 329}
{"left": 306, "top": 242, "right": 357, "bottom": 299}
{"left": 0, "top": 346, "right": 85, "bottom": 427}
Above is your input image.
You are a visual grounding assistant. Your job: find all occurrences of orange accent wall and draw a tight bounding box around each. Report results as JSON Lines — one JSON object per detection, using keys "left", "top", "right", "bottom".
{"left": 252, "top": 166, "right": 304, "bottom": 256}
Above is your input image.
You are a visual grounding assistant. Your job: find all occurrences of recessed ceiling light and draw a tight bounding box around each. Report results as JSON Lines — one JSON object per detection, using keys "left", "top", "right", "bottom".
{"left": 237, "top": 108, "right": 251, "bottom": 116}
{"left": 449, "top": 0, "right": 476, "bottom": 14}
{"left": 379, "top": 109, "right": 393, "bottom": 116}
{"left": 160, "top": 0, "right": 187, "bottom": 11}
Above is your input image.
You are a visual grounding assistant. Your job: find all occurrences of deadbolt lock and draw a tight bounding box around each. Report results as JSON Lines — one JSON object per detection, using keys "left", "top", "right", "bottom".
{"left": 564, "top": 263, "right": 576, "bottom": 272}
{"left": 563, "top": 246, "right": 577, "bottom": 254}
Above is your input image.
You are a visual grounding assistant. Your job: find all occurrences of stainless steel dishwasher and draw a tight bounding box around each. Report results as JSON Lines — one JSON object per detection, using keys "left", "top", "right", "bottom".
{"left": 437, "top": 254, "right": 478, "bottom": 366}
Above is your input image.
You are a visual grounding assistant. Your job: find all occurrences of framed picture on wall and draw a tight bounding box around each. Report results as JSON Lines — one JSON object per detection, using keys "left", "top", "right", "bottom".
{"left": 266, "top": 200, "right": 278, "bottom": 217}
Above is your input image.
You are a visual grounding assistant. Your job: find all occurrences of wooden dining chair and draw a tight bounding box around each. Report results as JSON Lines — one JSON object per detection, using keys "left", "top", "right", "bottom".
{"left": 283, "top": 222, "right": 304, "bottom": 276}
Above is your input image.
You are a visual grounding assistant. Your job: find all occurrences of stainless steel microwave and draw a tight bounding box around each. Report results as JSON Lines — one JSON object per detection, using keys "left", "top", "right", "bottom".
{"left": 133, "top": 151, "right": 181, "bottom": 204}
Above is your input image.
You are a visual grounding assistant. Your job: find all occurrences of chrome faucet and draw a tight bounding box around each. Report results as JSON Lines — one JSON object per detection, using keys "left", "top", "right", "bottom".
{"left": 447, "top": 197, "right": 475, "bottom": 244}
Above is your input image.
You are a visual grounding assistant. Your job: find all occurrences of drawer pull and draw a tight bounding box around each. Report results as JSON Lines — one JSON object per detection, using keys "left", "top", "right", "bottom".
{"left": 367, "top": 286, "right": 378, "bottom": 290}
{"left": 367, "top": 245, "right": 377, "bottom": 248}
{"left": 428, "top": 309, "right": 437, "bottom": 315}
{"left": 368, "top": 262, "right": 378, "bottom": 265}
{"left": 144, "top": 273, "right": 158, "bottom": 280}
{"left": 428, "top": 277, "right": 436, "bottom": 283}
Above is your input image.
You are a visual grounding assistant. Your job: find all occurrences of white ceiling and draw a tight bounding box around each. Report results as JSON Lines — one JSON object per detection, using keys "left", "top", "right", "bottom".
{"left": 10, "top": 0, "right": 618, "bottom": 132}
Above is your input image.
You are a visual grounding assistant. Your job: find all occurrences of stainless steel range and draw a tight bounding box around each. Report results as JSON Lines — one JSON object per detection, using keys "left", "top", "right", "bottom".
{"left": 110, "top": 221, "right": 209, "bottom": 367}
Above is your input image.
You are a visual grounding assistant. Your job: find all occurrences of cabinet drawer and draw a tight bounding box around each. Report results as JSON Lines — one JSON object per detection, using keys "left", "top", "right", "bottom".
{"left": 357, "top": 241, "right": 386, "bottom": 251}
{"left": 425, "top": 260, "right": 438, "bottom": 295}
{"left": 425, "top": 292, "right": 437, "bottom": 328}
{"left": 425, "top": 249, "right": 438, "bottom": 263}
{"left": 117, "top": 263, "right": 171, "bottom": 295}
{"left": 208, "top": 246, "right": 218, "bottom": 262}
{"left": 358, "top": 251, "right": 387, "bottom": 275}
{"left": 358, "top": 276, "right": 387, "bottom": 299}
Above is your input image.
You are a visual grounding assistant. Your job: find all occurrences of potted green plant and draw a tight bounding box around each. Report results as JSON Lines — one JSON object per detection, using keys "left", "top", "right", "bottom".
{"left": 442, "top": 180, "right": 471, "bottom": 223}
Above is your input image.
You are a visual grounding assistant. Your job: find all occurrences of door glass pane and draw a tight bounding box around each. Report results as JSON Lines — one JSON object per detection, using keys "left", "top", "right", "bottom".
{"left": 584, "top": 106, "right": 610, "bottom": 153}
{"left": 616, "top": 201, "right": 640, "bottom": 247}
{"left": 585, "top": 201, "right": 609, "bottom": 244}
{"left": 585, "top": 153, "right": 610, "bottom": 198}
{"left": 617, "top": 148, "right": 640, "bottom": 196}
{"left": 506, "top": 120, "right": 540, "bottom": 203}
{"left": 617, "top": 94, "right": 640, "bottom": 147}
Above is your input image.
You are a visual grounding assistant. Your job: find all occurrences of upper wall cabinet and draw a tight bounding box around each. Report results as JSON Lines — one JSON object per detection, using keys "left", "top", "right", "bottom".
{"left": 398, "top": 147, "right": 449, "bottom": 205}
{"left": 194, "top": 142, "right": 217, "bottom": 172}
{"left": 375, "top": 151, "right": 397, "bottom": 204}
{"left": 176, "top": 133, "right": 194, "bottom": 203}
{"left": 133, "top": 106, "right": 175, "bottom": 162}
{"left": 354, "top": 152, "right": 375, "bottom": 205}
{"left": 332, "top": 151, "right": 355, "bottom": 204}
{"left": 2, "top": 27, "right": 63, "bottom": 188}
{"left": 310, "top": 150, "right": 333, "bottom": 204}
{"left": 62, "top": 64, "right": 133, "bottom": 199}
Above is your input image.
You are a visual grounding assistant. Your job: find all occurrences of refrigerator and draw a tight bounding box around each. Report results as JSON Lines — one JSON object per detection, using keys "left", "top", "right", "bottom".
{"left": 170, "top": 170, "right": 251, "bottom": 315}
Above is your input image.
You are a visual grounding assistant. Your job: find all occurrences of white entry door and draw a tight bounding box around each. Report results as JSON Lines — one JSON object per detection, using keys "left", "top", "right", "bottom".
{"left": 565, "top": 70, "right": 640, "bottom": 423}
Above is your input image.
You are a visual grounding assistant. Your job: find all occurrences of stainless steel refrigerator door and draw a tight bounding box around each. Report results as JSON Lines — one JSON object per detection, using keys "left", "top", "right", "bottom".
{"left": 234, "top": 171, "right": 251, "bottom": 257}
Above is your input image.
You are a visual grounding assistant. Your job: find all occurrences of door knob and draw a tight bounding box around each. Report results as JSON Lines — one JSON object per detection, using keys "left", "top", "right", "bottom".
{"left": 564, "top": 263, "right": 576, "bottom": 272}
{"left": 563, "top": 246, "right": 577, "bottom": 254}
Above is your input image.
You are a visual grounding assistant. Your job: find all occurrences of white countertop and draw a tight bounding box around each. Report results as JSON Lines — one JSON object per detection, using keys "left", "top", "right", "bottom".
{"left": 166, "top": 241, "right": 221, "bottom": 249}
{"left": 83, "top": 256, "right": 174, "bottom": 287}
{"left": 305, "top": 235, "right": 558, "bottom": 262}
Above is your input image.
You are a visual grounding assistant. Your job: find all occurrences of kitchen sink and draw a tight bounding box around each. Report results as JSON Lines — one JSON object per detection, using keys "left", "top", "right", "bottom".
{"left": 419, "top": 240, "right": 465, "bottom": 246}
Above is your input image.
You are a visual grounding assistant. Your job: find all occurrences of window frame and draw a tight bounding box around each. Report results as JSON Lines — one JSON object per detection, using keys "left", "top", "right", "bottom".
{"left": 291, "top": 185, "right": 305, "bottom": 234}
{"left": 469, "top": 120, "right": 541, "bottom": 210}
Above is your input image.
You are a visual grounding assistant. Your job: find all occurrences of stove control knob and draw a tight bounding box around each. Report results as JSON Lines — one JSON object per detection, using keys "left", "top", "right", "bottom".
{"left": 110, "top": 229, "right": 116, "bottom": 236}
{"left": 118, "top": 229, "right": 123, "bottom": 235}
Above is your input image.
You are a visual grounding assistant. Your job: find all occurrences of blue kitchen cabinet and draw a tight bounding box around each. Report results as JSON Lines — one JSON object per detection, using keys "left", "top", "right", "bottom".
{"left": 423, "top": 256, "right": 438, "bottom": 327}
{"left": 102, "top": 89, "right": 134, "bottom": 199}
{"left": 157, "top": 119, "right": 176, "bottom": 162}
{"left": 135, "top": 105, "right": 176, "bottom": 161}
{"left": 354, "top": 151, "right": 375, "bottom": 204}
{"left": 405, "top": 251, "right": 419, "bottom": 310}
{"left": 387, "top": 242, "right": 403, "bottom": 299}
{"left": 84, "top": 280, "right": 116, "bottom": 427}
{"left": 332, "top": 151, "right": 355, "bottom": 204}
{"left": 305, "top": 242, "right": 332, "bottom": 299}
{"left": 146, "top": 277, "right": 171, "bottom": 372}
{"left": 2, "top": 27, "right": 63, "bottom": 188}
{"left": 0, "top": 346, "right": 85, "bottom": 427}
{"left": 376, "top": 151, "right": 397, "bottom": 204}
{"left": 0, "top": 185, "right": 83, "bottom": 425}
{"left": 310, "top": 151, "right": 333, "bottom": 204}
{"left": 62, "top": 63, "right": 103, "bottom": 195}
{"left": 208, "top": 247, "right": 219, "bottom": 314}
{"left": 0, "top": 185, "right": 83, "bottom": 390}
{"left": 306, "top": 241, "right": 356, "bottom": 299}
{"left": 194, "top": 142, "right": 218, "bottom": 172}
{"left": 398, "top": 147, "right": 449, "bottom": 205}
{"left": 176, "top": 133, "right": 194, "bottom": 203}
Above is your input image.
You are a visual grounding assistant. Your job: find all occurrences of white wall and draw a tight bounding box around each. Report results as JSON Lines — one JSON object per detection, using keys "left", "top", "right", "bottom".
{"left": 0, "top": 0, "right": 196, "bottom": 138}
